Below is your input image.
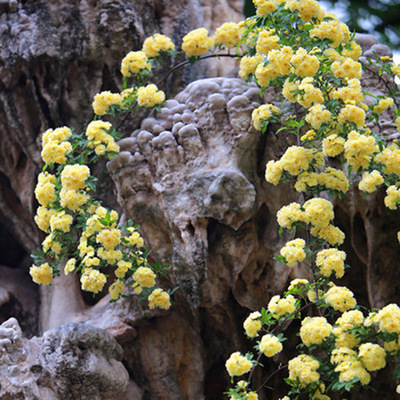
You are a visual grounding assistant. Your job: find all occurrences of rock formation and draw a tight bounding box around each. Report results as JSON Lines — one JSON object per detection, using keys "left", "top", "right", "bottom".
{"left": 0, "top": 0, "right": 399, "bottom": 397}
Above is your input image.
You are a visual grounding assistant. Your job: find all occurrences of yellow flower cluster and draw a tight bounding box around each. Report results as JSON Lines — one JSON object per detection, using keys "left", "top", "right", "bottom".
{"left": 61, "top": 164, "right": 90, "bottom": 190}
{"left": 375, "top": 144, "right": 400, "bottom": 176}
{"left": 276, "top": 202, "right": 308, "bottom": 229}
{"left": 290, "top": 47, "right": 320, "bottom": 77}
{"left": 256, "top": 29, "right": 280, "bottom": 55}
{"left": 333, "top": 310, "right": 363, "bottom": 348}
{"left": 322, "top": 134, "right": 345, "bottom": 157}
{"left": 80, "top": 267, "right": 107, "bottom": 294}
{"left": 225, "top": 352, "right": 253, "bottom": 377}
{"left": 64, "top": 258, "right": 76, "bottom": 275}
{"left": 344, "top": 131, "right": 377, "bottom": 171}
{"left": 239, "top": 55, "right": 263, "bottom": 80}
{"left": 252, "top": 104, "right": 281, "bottom": 130}
{"left": 181, "top": 28, "right": 214, "bottom": 57}
{"left": 259, "top": 334, "right": 283, "bottom": 357}
{"left": 358, "top": 170, "right": 384, "bottom": 193}
{"left": 41, "top": 127, "right": 72, "bottom": 165}
{"left": 85, "top": 120, "right": 119, "bottom": 156}
{"left": 373, "top": 97, "right": 394, "bottom": 114}
{"left": 254, "top": 0, "right": 278, "bottom": 16}
{"left": 295, "top": 168, "right": 349, "bottom": 193}
{"left": 115, "top": 260, "right": 131, "bottom": 278}
{"left": 109, "top": 280, "right": 125, "bottom": 300}
{"left": 268, "top": 46, "right": 293, "bottom": 75}
{"left": 133, "top": 266, "right": 156, "bottom": 288}
{"left": 305, "top": 104, "right": 331, "bottom": 129}
{"left": 148, "top": 288, "right": 171, "bottom": 310}
{"left": 60, "top": 188, "right": 88, "bottom": 211}
{"left": 335, "top": 358, "right": 370, "bottom": 386}
{"left": 142, "top": 33, "right": 175, "bottom": 58}
{"left": 213, "top": 22, "right": 240, "bottom": 48}
{"left": 297, "top": 77, "right": 324, "bottom": 108}
{"left": 96, "top": 228, "right": 121, "bottom": 250}
{"left": 121, "top": 51, "right": 151, "bottom": 77}
{"left": 331, "top": 57, "right": 362, "bottom": 80}
{"left": 337, "top": 104, "right": 366, "bottom": 129}
{"left": 268, "top": 294, "right": 296, "bottom": 318}
{"left": 34, "top": 172, "right": 57, "bottom": 207}
{"left": 92, "top": 91, "right": 122, "bottom": 115}
{"left": 324, "top": 285, "right": 356, "bottom": 312}
{"left": 384, "top": 185, "right": 400, "bottom": 210}
{"left": 49, "top": 210, "right": 73, "bottom": 233}
{"left": 300, "top": 316, "right": 333, "bottom": 346}
{"left": 309, "top": 19, "right": 348, "bottom": 47}
{"left": 243, "top": 311, "right": 262, "bottom": 337}
{"left": 127, "top": 228, "right": 145, "bottom": 247}
{"left": 288, "top": 354, "right": 320, "bottom": 386}
{"left": 30, "top": 263, "right": 53, "bottom": 285}
{"left": 376, "top": 303, "right": 400, "bottom": 334}
{"left": 332, "top": 78, "right": 364, "bottom": 104}
{"left": 137, "top": 84, "right": 165, "bottom": 108}
{"left": 358, "top": 343, "right": 386, "bottom": 372}
{"left": 280, "top": 238, "right": 306, "bottom": 267}
{"left": 316, "top": 248, "right": 346, "bottom": 278}
{"left": 255, "top": 61, "right": 279, "bottom": 87}
{"left": 34, "top": 206, "right": 56, "bottom": 232}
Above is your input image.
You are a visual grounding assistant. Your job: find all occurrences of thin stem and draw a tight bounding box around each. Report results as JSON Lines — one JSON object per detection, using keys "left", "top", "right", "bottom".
{"left": 255, "top": 363, "right": 288, "bottom": 392}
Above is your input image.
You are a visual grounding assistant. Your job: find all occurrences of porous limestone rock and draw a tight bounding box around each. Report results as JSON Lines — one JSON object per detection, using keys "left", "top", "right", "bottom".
{"left": 0, "top": 317, "right": 129, "bottom": 400}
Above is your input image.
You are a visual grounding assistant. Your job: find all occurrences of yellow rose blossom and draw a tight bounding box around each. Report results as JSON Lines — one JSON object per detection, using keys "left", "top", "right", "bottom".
{"left": 300, "top": 317, "right": 333, "bottom": 347}
{"left": 80, "top": 268, "right": 107, "bottom": 294}
{"left": 310, "top": 223, "right": 345, "bottom": 246}
{"left": 96, "top": 228, "right": 121, "bottom": 250}
{"left": 384, "top": 185, "right": 400, "bottom": 210}
{"left": 276, "top": 202, "right": 309, "bottom": 229}
{"left": 30, "top": 263, "right": 53, "bottom": 285}
{"left": 109, "top": 280, "right": 125, "bottom": 300}
{"left": 358, "top": 343, "right": 386, "bottom": 372}
{"left": 252, "top": 104, "right": 281, "bottom": 130}
{"left": 225, "top": 352, "right": 253, "bottom": 376}
{"left": 42, "top": 126, "right": 71, "bottom": 147}
{"left": 288, "top": 278, "right": 309, "bottom": 291}
{"left": 255, "top": 61, "right": 280, "bottom": 87}
{"left": 376, "top": 303, "right": 400, "bottom": 334}
{"left": 325, "top": 285, "right": 356, "bottom": 312}
{"left": 322, "top": 134, "right": 345, "bottom": 157}
{"left": 64, "top": 258, "right": 76, "bottom": 275}
{"left": 137, "top": 84, "right": 165, "bottom": 108}
{"left": 288, "top": 354, "right": 320, "bottom": 387}
{"left": 148, "top": 288, "right": 171, "bottom": 310}
{"left": 239, "top": 55, "right": 263, "bottom": 80}
{"left": 305, "top": 104, "right": 331, "bottom": 129}
{"left": 268, "top": 295, "right": 296, "bottom": 318}
{"left": 243, "top": 311, "right": 262, "bottom": 337}
{"left": 259, "top": 334, "right": 283, "bottom": 357}
{"left": 92, "top": 91, "right": 122, "bottom": 115}
{"left": 142, "top": 33, "right": 175, "bottom": 57}
{"left": 316, "top": 248, "right": 346, "bottom": 278}
{"left": 268, "top": 46, "right": 293, "bottom": 75}
{"left": 290, "top": 48, "right": 320, "bottom": 77}
{"left": 115, "top": 260, "right": 132, "bottom": 278}
{"left": 133, "top": 266, "right": 156, "bottom": 288}
{"left": 331, "top": 57, "right": 362, "bottom": 80}
{"left": 338, "top": 104, "right": 366, "bottom": 129}
{"left": 121, "top": 51, "right": 151, "bottom": 77}
{"left": 60, "top": 188, "right": 88, "bottom": 211}
{"left": 41, "top": 141, "right": 72, "bottom": 165}
{"left": 181, "top": 28, "right": 214, "bottom": 57}
{"left": 213, "top": 22, "right": 240, "bottom": 48}
{"left": 34, "top": 206, "right": 57, "bottom": 233}
{"left": 61, "top": 164, "right": 90, "bottom": 191}
{"left": 50, "top": 211, "right": 73, "bottom": 233}
{"left": 373, "top": 97, "right": 394, "bottom": 114}
{"left": 280, "top": 238, "right": 306, "bottom": 267}
{"left": 358, "top": 170, "right": 384, "bottom": 193}
{"left": 344, "top": 131, "right": 377, "bottom": 171}
{"left": 375, "top": 145, "right": 400, "bottom": 176}
{"left": 282, "top": 78, "right": 298, "bottom": 102}
{"left": 256, "top": 30, "right": 280, "bottom": 56}
{"left": 34, "top": 172, "right": 57, "bottom": 207}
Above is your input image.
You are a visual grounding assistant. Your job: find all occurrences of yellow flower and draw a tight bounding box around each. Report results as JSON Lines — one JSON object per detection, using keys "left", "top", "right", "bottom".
{"left": 34, "top": 172, "right": 57, "bottom": 206}
{"left": 142, "top": 33, "right": 175, "bottom": 57}
{"left": 213, "top": 22, "right": 240, "bottom": 48}
{"left": 254, "top": 0, "right": 278, "bottom": 16}
{"left": 92, "top": 91, "right": 122, "bottom": 115}
{"left": 288, "top": 354, "right": 320, "bottom": 387}
{"left": 288, "top": 278, "right": 309, "bottom": 291}
{"left": 290, "top": 48, "right": 320, "bottom": 77}
{"left": 61, "top": 164, "right": 90, "bottom": 190}
{"left": 310, "top": 20, "right": 346, "bottom": 47}
{"left": 133, "top": 266, "right": 156, "bottom": 288}
{"left": 34, "top": 206, "right": 57, "bottom": 232}
{"left": 60, "top": 188, "right": 88, "bottom": 211}
{"left": 338, "top": 104, "right": 365, "bottom": 128}
{"left": 256, "top": 30, "right": 280, "bottom": 56}
{"left": 80, "top": 268, "right": 107, "bottom": 293}
{"left": 148, "top": 288, "right": 171, "bottom": 309}
{"left": 325, "top": 286, "right": 356, "bottom": 312}
{"left": 305, "top": 104, "right": 331, "bottom": 129}
{"left": 268, "top": 46, "right": 293, "bottom": 75}
{"left": 259, "top": 334, "right": 283, "bottom": 357}
{"left": 239, "top": 55, "right": 263, "bottom": 80}
{"left": 30, "top": 263, "right": 53, "bottom": 285}
{"left": 243, "top": 311, "right": 262, "bottom": 337}
{"left": 316, "top": 248, "right": 346, "bottom": 278}
{"left": 303, "top": 198, "right": 334, "bottom": 229}
{"left": 64, "top": 258, "right": 76, "bottom": 275}
{"left": 42, "top": 127, "right": 72, "bottom": 147}
{"left": 109, "top": 280, "right": 125, "bottom": 300}
{"left": 344, "top": 131, "right": 377, "bottom": 171}
{"left": 358, "top": 170, "right": 384, "bottom": 193}
{"left": 252, "top": 104, "right": 281, "bottom": 130}
{"left": 268, "top": 295, "right": 296, "bottom": 318}
{"left": 96, "top": 228, "right": 121, "bottom": 250}
{"left": 280, "top": 238, "right": 306, "bottom": 267}
{"left": 265, "top": 160, "right": 283, "bottom": 185}
{"left": 50, "top": 211, "right": 73, "bottom": 233}
{"left": 137, "top": 84, "right": 165, "bottom": 108}
{"left": 300, "top": 317, "right": 333, "bottom": 346}
{"left": 182, "top": 28, "right": 214, "bottom": 56}
{"left": 121, "top": 51, "right": 151, "bottom": 77}
{"left": 322, "top": 134, "right": 345, "bottom": 157}
{"left": 331, "top": 57, "right": 362, "bottom": 80}
{"left": 225, "top": 352, "right": 253, "bottom": 377}
{"left": 255, "top": 61, "right": 279, "bottom": 87}
{"left": 41, "top": 141, "right": 72, "bottom": 165}
{"left": 376, "top": 303, "right": 400, "bottom": 334}
{"left": 358, "top": 343, "right": 386, "bottom": 371}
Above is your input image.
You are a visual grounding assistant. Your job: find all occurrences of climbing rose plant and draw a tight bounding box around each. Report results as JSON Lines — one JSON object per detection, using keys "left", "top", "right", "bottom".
{"left": 30, "top": 0, "right": 400, "bottom": 397}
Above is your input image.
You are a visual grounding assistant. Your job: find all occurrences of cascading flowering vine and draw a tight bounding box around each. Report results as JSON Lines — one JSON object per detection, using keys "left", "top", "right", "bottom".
{"left": 30, "top": 0, "right": 400, "bottom": 397}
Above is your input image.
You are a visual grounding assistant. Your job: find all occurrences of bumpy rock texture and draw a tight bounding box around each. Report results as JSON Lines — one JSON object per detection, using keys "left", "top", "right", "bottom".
{"left": 0, "top": 318, "right": 128, "bottom": 399}
{"left": 0, "top": 2, "right": 399, "bottom": 397}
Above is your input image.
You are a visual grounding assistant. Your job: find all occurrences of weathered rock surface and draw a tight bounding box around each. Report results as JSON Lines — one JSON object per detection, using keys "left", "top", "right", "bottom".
{"left": 0, "top": 318, "right": 129, "bottom": 399}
